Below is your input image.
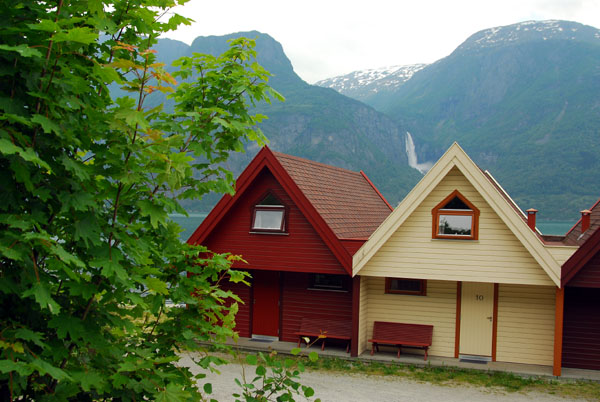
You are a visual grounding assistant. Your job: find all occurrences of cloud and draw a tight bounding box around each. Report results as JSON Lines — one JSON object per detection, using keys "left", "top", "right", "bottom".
{"left": 163, "top": 0, "right": 600, "bottom": 83}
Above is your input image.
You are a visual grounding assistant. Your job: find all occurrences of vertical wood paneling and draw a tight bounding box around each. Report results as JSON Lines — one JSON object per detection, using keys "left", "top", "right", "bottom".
{"left": 365, "top": 278, "right": 457, "bottom": 357}
{"left": 205, "top": 169, "right": 347, "bottom": 275}
{"left": 496, "top": 284, "right": 555, "bottom": 366}
{"left": 280, "top": 272, "right": 353, "bottom": 343}
{"left": 219, "top": 273, "right": 252, "bottom": 338}
{"left": 359, "top": 168, "right": 554, "bottom": 285}
{"left": 563, "top": 287, "right": 600, "bottom": 370}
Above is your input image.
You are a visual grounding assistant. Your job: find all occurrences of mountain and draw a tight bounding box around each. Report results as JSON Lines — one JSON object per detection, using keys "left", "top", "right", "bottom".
{"left": 320, "top": 20, "right": 600, "bottom": 220}
{"left": 315, "top": 64, "right": 427, "bottom": 109}
{"left": 137, "top": 32, "right": 422, "bottom": 212}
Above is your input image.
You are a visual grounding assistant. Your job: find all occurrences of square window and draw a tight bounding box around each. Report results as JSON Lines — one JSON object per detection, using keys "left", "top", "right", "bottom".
{"left": 250, "top": 193, "right": 287, "bottom": 233}
{"left": 385, "top": 278, "right": 427, "bottom": 295}
{"left": 432, "top": 190, "right": 479, "bottom": 240}
{"left": 309, "top": 274, "right": 349, "bottom": 291}
{"left": 252, "top": 208, "right": 284, "bottom": 231}
{"left": 438, "top": 214, "right": 473, "bottom": 236}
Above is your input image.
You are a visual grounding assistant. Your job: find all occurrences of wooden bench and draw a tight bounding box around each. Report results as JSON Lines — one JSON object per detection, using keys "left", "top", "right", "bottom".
{"left": 294, "top": 317, "right": 352, "bottom": 353}
{"left": 368, "top": 321, "right": 433, "bottom": 360}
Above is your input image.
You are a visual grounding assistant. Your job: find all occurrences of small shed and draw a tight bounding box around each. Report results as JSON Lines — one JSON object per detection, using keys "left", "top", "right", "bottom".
{"left": 187, "top": 146, "right": 392, "bottom": 354}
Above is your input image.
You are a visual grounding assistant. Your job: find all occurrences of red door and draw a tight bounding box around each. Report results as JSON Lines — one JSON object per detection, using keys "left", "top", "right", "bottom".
{"left": 252, "top": 270, "right": 280, "bottom": 337}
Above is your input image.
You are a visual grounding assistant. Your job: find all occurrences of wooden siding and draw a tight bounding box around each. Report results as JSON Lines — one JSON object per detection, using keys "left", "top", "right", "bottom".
{"left": 546, "top": 246, "right": 577, "bottom": 266}
{"left": 220, "top": 273, "right": 252, "bottom": 338}
{"left": 204, "top": 169, "right": 347, "bottom": 275}
{"left": 358, "top": 167, "right": 554, "bottom": 286}
{"left": 563, "top": 287, "right": 600, "bottom": 370}
{"left": 280, "top": 272, "right": 352, "bottom": 343}
{"left": 363, "top": 277, "right": 457, "bottom": 357}
{"left": 358, "top": 275, "right": 369, "bottom": 355}
{"left": 567, "top": 251, "right": 600, "bottom": 288}
{"left": 496, "top": 284, "right": 555, "bottom": 366}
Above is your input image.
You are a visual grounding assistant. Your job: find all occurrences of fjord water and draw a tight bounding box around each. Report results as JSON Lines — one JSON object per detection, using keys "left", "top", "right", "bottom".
{"left": 169, "top": 213, "right": 207, "bottom": 240}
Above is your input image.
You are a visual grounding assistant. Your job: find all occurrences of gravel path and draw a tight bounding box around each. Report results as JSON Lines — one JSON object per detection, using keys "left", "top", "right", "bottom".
{"left": 178, "top": 353, "right": 583, "bottom": 402}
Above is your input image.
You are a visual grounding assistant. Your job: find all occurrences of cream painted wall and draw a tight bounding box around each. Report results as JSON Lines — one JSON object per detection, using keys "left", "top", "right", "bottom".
{"left": 546, "top": 245, "right": 577, "bottom": 266}
{"left": 362, "top": 277, "right": 457, "bottom": 357}
{"left": 359, "top": 167, "right": 554, "bottom": 286}
{"left": 496, "top": 284, "right": 555, "bottom": 366}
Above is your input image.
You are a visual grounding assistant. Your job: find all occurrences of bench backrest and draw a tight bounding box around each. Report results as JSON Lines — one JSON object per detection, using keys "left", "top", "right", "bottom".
{"left": 372, "top": 321, "right": 433, "bottom": 344}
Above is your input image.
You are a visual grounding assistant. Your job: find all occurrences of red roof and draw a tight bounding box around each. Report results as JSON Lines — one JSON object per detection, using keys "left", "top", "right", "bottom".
{"left": 564, "top": 198, "right": 600, "bottom": 246}
{"left": 273, "top": 151, "right": 392, "bottom": 239}
{"left": 187, "top": 146, "right": 392, "bottom": 273}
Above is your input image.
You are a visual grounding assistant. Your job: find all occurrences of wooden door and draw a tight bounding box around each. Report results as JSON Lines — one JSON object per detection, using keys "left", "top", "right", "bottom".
{"left": 459, "top": 282, "right": 494, "bottom": 356}
{"left": 252, "top": 270, "right": 280, "bottom": 337}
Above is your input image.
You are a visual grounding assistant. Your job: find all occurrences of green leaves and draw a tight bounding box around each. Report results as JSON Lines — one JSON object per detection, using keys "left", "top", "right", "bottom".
{"left": 0, "top": 139, "right": 51, "bottom": 170}
{"left": 22, "top": 282, "right": 61, "bottom": 314}
{"left": 246, "top": 354, "right": 258, "bottom": 365}
{"left": 0, "top": 1, "right": 283, "bottom": 400}
{"left": 0, "top": 44, "right": 42, "bottom": 57}
{"left": 52, "top": 27, "right": 98, "bottom": 45}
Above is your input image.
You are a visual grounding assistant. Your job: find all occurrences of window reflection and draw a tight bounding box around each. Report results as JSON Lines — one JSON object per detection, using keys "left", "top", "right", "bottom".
{"left": 438, "top": 214, "right": 472, "bottom": 236}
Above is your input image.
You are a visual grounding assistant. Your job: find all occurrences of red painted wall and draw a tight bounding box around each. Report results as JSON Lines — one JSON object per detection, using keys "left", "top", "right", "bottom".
{"left": 279, "top": 272, "right": 353, "bottom": 343}
{"left": 219, "top": 273, "right": 252, "bottom": 338}
{"left": 203, "top": 168, "right": 347, "bottom": 275}
{"left": 568, "top": 252, "right": 600, "bottom": 287}
{"left": 562, "top": 287, "right": 600, "bottom": 370}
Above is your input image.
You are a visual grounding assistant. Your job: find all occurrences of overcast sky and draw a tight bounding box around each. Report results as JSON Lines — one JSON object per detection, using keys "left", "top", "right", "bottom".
{"left": 162, "top": 0, "right": 600, "bottom": 84}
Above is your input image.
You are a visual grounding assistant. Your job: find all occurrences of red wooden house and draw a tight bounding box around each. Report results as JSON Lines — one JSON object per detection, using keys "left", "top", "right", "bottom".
{"left": 561, "top": 200, "right": 600, "bottom": 370}
{"left": 187, "top": 146, "right": 392, "bottom": 355}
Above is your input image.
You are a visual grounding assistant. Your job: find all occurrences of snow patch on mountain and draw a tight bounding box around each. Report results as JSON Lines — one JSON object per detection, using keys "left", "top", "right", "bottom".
{"left": 457, "top": 20, "right": 600, "bottom": 52}
{"left": 315, "top": 63, "right": 426, "bottom": 98}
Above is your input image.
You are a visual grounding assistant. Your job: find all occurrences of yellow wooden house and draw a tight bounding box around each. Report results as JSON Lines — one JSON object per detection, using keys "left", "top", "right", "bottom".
{"left": 352, "top": 143, "right": 577, "bottom": 375}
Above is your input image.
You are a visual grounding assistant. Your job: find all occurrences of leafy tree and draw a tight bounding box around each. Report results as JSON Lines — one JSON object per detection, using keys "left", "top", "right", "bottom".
{"left": 0, "top": 0, "right": 294, "bottom": 400}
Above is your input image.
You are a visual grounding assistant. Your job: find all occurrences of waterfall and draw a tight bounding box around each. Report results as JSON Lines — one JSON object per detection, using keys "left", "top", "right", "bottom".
{"left": 404, "top": 132, "right": 433, "bottom": 174}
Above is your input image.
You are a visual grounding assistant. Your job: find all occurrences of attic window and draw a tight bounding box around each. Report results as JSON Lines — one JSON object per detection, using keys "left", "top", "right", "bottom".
{"left": 251, "top": 193, "right": 286, "bottom": 233}
{"left": 432, "top": 190, "right": 479, "bottom": 240}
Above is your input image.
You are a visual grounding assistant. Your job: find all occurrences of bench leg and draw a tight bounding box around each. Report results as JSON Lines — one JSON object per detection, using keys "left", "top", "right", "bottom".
{"left": 397, "top": 345, "right": 401, "bottom": 358}
{"left": 370, "top": 343, "right": 376, "bottom": 355}
{"left": 346, "top": 341, "right": 350, "bottom": 354}
{"left": 321, "top": 339, "right": 325, "bottom": 351}
{"left": 297, "top": 337, "right": 301, "bottom": 348}
{"left": 424, "top": 346, "right": 428, "bottom": 361}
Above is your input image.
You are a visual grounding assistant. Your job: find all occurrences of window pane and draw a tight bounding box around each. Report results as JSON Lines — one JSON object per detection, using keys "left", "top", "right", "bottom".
{"left": 438, "top": 214, "right": 472, "bottom": 236}
{"left": 310, "top": 274, "right": 346, "bottom": 290}
{"left": 253, "top": 209, "right": 284, "bottom": 230}
{"left": 389, "top": 279, "right": 422, "bottom": 292}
